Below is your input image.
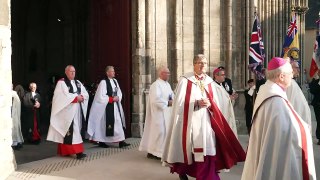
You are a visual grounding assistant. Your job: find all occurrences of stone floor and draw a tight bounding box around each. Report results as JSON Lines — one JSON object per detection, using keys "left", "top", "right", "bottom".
{"left": 7, "top": 133, "right": 320, "bottom": 180}
{"left": 7, "top": 106, "right": 320, "bottom": 180}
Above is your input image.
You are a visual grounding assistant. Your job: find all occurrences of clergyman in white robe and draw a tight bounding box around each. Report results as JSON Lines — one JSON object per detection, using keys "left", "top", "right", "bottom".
{"left": 286, "top": 79, "right": 312, "bottom": 129}
{"left": 11, "top": 90, "right": 24, "bottom": 147}
{"left": 139, "top": 78, "right": 174, "bottom": 158}
{"left": 242, "top": 57, "right": 316, "bottom": 180}
{"left": 47, "top": 77, "right": 89, "bottom": 157}
{"left": 162, "top": 55, "right": 245, "bottom": 180}
{"left": 87, "top": 78, "right": 126, "bottom": 143}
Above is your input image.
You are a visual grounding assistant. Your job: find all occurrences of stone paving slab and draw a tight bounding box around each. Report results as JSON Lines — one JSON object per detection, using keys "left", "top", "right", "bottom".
{"left": 7, "top": 116, "right": 320, "bottom": 180}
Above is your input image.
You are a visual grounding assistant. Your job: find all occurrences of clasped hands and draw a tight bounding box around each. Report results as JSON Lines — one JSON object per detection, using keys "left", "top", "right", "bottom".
{"left": 77, "top": 95, "right": 84, "bottom": 102}
{"left": 195, "top": 98, "right": 211, "bottom": 108}
{"left": 112, "top": 96, "right": 120, "bottom": 102}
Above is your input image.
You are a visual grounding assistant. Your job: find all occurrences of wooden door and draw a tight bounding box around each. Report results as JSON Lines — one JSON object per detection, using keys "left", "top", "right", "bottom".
{"left": 89, "top": 0, "right": 131, "bottom": 136}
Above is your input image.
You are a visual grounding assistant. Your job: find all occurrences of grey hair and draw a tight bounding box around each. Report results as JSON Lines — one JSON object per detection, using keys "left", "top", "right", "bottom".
{"left": 157, "top": 66, "right": 169, "bottom": 76}
{"left": 65, "top": 65, "right": 75, "bottom": 72}
{"left": 105, "top": 66, "right": 114, "bottom": 72}
{"left": 193, "top": 54, "right": 206, "bottom": 64}
{"left": 266, "top": 62, "right": 292, "bottom": 81}
{"left": 29, "top": 82, "right": 36, "bottom": 87}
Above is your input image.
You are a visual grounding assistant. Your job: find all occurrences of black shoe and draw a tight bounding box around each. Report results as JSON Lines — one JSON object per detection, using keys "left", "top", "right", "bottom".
{"left": 179, "top": 174, "right": 188, "bottom": 180}
{"left": 98, "top": 142, "right": 109, "bottom": 148}
{"left": 12, "top": 143, "right": 23, "bottom": 150}
{"left": 76, "top": 153, "right": 87, "bottom": 160}
{"left": 147, "top": 153, "right": 161, "bottom": 160}
{"left": 16, "top": 143, "right": 23, "bottom": 149}
{"left": 119, "top": 141, "right": 130, "bottom": 148}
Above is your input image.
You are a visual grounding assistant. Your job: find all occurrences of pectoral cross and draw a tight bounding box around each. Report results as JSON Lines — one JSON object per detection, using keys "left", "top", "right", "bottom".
{"left": 196, "top": 79, "right": 205, "bottom": 96}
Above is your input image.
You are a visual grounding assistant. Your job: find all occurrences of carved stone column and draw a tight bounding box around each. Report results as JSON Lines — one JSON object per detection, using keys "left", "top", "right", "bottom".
{"left": 131, "top": 0, "right": 147, "bottom": 137}
{"left": 0, "top": 0, "right": 16, "bottom": 179}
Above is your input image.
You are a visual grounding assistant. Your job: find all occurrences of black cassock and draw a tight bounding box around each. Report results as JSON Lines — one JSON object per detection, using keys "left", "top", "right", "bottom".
{"left": 22, "top": 92, "right": 41, "bottom": 142}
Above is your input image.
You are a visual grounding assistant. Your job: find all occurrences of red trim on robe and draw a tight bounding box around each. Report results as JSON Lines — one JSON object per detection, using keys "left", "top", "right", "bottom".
{"left": 71, "top": 97, "right": 78, "bottom": 103}
{"left": 206, "top": 84, "right": 246, "bottom": 170}
{"left": 32, "top": 108, "right": 41, "bottom": 141}
{"left": 58, "top": 143, "right": 84, "bottom": 156}
{"left": 194, "top": 148, "right": 204, "bottom": 153}
{"left": 182, "top": 81, "right": 193, "bottom": 163}
{"left": 285, "top": 101, "right": 309, "bottom": 180}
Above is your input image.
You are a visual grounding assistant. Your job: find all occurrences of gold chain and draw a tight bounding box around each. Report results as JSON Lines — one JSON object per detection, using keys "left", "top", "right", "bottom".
{"left": 196, "top": 79, "right": 205, "bottom": 95}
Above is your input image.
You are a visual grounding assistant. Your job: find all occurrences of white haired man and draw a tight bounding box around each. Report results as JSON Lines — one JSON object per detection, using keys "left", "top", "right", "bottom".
{"left": 22, "top": 82, "right": 41, "bottom": 144}
{"left": 242, "top": 57, "right": 316, "bottom": 180}
{"left": 47, "top": 65, "right": 89, "bottom": 160}
{"left": 139, "top": 66, "right": 174, "bottom": 160}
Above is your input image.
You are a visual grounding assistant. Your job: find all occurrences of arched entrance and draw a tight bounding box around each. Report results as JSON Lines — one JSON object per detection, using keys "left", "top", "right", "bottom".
{"left": 11, "top": 0, "right": 131, "bottom": 164}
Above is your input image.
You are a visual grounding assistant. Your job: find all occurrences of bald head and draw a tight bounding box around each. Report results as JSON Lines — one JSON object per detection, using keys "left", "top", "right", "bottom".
{"left": 158, "top": 66, "right": 170, "bottom": 81}
{"left": 65, "top": 65, "right": 76, "bottom": 80}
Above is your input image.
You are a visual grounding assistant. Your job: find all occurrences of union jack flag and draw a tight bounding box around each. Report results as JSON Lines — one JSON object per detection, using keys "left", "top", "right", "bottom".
{"left": 281, "top": 13, "right": 299, "bottom": 57}
{"left": 249, "top": 14, "right": 265, "bottom": 79}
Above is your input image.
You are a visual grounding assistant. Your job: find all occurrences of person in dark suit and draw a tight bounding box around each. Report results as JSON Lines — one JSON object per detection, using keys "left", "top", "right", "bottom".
{"left": 244, "top": 79, "right": 255, "bottom": 135}
{"left": 309, "top": 70, "right": 320, "bottom": 145}
{"left": 213, "top": 66, "right": 238, "bottom": 100}
{"left": 22, "top": 82, "right": 41, "bottom": 144}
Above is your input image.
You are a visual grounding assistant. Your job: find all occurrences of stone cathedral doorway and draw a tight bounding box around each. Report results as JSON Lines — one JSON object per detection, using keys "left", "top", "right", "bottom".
{"left": 11, "top": 0, "right": 131, "bottom": 164}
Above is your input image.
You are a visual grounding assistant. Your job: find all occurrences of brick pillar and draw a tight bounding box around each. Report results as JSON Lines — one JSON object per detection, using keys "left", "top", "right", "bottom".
{"left": 0, "top": 0, "right": 16, "bottom": 179}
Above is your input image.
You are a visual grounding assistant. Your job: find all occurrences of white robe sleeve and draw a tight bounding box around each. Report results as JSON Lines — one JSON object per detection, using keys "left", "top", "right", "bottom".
{"left": 149, "top": 82, "right": 168, "bottom": 110}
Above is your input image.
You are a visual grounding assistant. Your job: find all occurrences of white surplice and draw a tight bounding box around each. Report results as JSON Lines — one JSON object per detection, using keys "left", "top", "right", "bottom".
{"left": 286, "top": 79, "right": 312, "bottom": 129}
{"left": 11, "top": 90, "right": 24, "bottom": 145}
{"left": 162, "top": 72, "right": 236, "bottom": 163}
{"left": 87, "top": 79, "right": 126, "bottom": 142}
{"left": 139, "top": 78, "right": 174, "bottom": 158}
{"left": 242, "top": 80, "right": 316, "bottom": 180}
{"left": 47, "top": 80, "right": 89, "bottom": 144}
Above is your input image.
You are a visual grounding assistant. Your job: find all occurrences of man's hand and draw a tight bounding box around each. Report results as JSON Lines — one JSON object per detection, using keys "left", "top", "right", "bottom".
{"left": 34, "top": 101, "right": 40, "bottom": 108}
{"left": 113, "top": 96, "right": 119, "bottom": 102}
{"left": 230, "top": 92, "right": 238, "bottom": 100}
{"left": 77, "top": 95, "right": 84, "bottom": 102}
{"left": 197, "top": 98, "right": 211, "bottom": 108}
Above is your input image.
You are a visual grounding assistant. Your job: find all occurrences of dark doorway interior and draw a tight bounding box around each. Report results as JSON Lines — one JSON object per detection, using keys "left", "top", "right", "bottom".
{"left": 89, "top": 0, "right": 131, "bottom": 136}
{"left": 11, "top": 0, "right": 131, "bottom": 164}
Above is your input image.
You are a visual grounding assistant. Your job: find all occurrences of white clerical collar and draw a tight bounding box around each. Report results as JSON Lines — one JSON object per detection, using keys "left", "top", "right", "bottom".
{"left": 31, "top": 92, "right": 36, "bottom": 97}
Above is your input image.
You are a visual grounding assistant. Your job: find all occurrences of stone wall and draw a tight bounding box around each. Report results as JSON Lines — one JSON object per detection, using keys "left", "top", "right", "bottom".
{"left": 0, "top": 0, "right": 16, "bottom": 179}
{"left": 131, "top": 0, "right": 308, "bottom": 137}
{"left": 131, "top": 0, "right": 224, "bottom": 137}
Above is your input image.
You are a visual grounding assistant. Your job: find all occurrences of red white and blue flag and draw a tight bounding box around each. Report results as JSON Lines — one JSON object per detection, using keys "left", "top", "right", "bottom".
{"left": 309, "top": 19, "right": 320, "bottom": 78}
{"left": 281, "top": 13, "right": 299, "bottom": 58}
{"left": 249, "top": 14, "right": 265, "bottom": 79}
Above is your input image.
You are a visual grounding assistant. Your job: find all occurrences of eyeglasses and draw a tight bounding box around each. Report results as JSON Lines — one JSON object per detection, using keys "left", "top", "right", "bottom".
{"left": 196, "top": 61, "right": 207, "bottom": 65}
